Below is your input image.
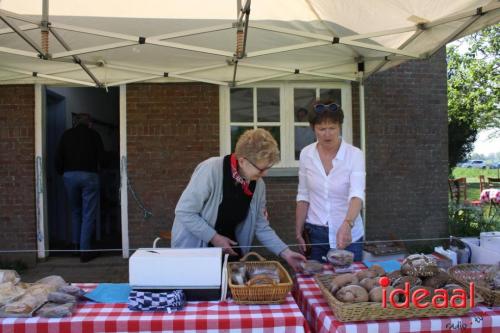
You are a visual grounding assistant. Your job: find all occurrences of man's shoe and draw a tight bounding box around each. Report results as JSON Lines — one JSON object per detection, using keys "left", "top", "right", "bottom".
{"left": 80, "top": 251, "right": 99, "bottom": 263}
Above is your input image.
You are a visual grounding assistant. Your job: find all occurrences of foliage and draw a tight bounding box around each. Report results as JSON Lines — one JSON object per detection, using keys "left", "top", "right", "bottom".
{"left": 448, "top": 119, "right": 477, "bottom": 172}
{"left": 448, "top": 201, "right": 498, "bottom": 238}
{"left": 447, "top": 24, "right": 500, "bottom": 170}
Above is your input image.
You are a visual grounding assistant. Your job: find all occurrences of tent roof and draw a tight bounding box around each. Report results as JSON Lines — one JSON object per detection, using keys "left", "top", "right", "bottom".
{"left": 0, "top": 0, "right": 498, "bottom": 87}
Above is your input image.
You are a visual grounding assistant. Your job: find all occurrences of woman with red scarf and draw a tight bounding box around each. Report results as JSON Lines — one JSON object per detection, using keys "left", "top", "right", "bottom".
{"left": 171, "top": 129, "right": 305, "bottom": 272}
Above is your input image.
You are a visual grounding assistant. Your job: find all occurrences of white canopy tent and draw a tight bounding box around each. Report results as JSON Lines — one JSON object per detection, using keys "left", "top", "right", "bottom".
{"left": 0, "top": 0, "right": 499, "bottom": 87}
{"left": 1, "top": 0, "right": 499, "bottom": 259}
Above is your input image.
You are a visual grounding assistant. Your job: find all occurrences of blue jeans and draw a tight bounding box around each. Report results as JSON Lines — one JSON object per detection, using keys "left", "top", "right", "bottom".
{"left": 63, "top": 171, "right": 99, "bottom": 250}
{"left": 304, "top": 223, "right": 363, "bottom": 262}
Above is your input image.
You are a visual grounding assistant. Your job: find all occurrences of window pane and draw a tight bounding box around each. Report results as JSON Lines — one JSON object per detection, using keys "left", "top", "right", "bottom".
{"left": 230, "top": 88, "right": 253, "bottom": 122}
{"left": 231, "top": 126, "right": 253, "bottom": 152}
{"left": 257, "top": 88, "right": 280, "bottom": 122}
{"left": 320, "top": 89, "right": 342, "bottom": 105}
{"left": 294, "top": 89, "right": 316, "bottom": 122}
{"left": 295, "top": 126, "right": 315, "bottom": 160}
{"left": 258, "top": 126, "right": 281, "bottom": 158}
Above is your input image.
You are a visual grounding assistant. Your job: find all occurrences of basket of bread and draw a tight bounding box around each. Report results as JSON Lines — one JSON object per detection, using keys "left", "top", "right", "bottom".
{"left": 228, "top": 252, "right": 293, "bottom": 304}
{"left": 448, "top": 263, "right": 499, "bottom": 306}
{"left": 315, "top": 254, "right": 481, "bottom": 322}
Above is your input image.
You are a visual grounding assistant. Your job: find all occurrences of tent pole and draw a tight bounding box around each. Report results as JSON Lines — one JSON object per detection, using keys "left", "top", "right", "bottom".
{"left": 119, "top": 85, "right": 129, "bottom": 258}
{"left": 35, "top": 84, "right": 48, "bottom": 259}
{"left": 42, "top": 0, "right": 49, "bottom": 22}
{"left": 427, "top": 14, "right": 481, "bottom": 57}
{"left": 0, "top": 23, "right": 38, "bottom": 35}
{"left": 41, "top": 0, "right": 49, "bottom": 54}
{"left": 233, "top": 0, "right": 251, "bottom": 86}
{"left": 0, "top": 46, "right": 38, "bottom": 58}
{"left": 49, "top": 27, "right": 102, "bottom": 87}
{"left": 239, "top": 63, "right": 356, "bottom": 81}
{"left": 0, "top": 15, "right": 47, "bottom": 58}
{"left": 359, "top": 72, "right": 367, "bottom": 237}
{"left": 51, "top": 41, "right": 136, "bottom": 59}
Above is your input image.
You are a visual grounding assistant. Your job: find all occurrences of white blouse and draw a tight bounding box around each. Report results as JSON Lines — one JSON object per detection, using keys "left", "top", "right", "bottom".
{"left": 297, "top": 139, "right": 365, "bottom": 248}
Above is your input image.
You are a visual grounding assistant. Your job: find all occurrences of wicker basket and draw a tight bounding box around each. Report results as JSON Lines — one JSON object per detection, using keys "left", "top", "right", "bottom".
{"left": 315, "top": 274, "right": 477, "bottom": 322}
{"left": 228, "top": 252, "right": 293, "bottom": 304}
{"left": 448, "top": 264, "right": 499, "bottom": 306}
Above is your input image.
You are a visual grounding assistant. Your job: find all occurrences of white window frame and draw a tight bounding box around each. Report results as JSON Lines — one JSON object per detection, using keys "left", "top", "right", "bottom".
{"left": 220, "top": 82, "right": 352, "bottom": 168}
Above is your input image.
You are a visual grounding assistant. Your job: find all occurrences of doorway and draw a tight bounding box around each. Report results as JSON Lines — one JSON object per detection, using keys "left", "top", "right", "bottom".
{"left": 45, "top": 87, "right": 121, "bottom": 256}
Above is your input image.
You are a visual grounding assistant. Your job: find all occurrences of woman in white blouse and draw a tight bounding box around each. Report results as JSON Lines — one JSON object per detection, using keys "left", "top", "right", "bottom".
{"left": 295, "top": 102, "right": 365, "bottom": 262}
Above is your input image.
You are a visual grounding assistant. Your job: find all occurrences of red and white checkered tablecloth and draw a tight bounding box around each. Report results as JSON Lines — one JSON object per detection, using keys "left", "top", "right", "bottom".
{"left": 0, "top": 283, "right": 311, "bottom": 333}
{"left": 480, "top": 189, "right": 500, "bottom": 204}
{"left": 293, "top": 263, "right": 500, "bottom": 333}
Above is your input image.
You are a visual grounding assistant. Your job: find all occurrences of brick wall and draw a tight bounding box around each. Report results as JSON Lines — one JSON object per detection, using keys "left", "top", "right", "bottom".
{"left": 126, "top": 83, "right": 219, "bottom": 248}
{"left": 0, "top": 49, "right": 449, "bottom": 263}
{"left": 0, "top": 85, "right": 36, "bottom": 265}
{"left": 125, "top": 58, "right": 448, "bottom": 253}
{"left": 363, "top": 48, "right": 449, "bottom": 245}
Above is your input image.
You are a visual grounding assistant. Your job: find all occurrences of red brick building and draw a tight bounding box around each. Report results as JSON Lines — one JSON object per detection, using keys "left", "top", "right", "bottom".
{"left": 0, "top": 49, "right": 448, "bottom": 265}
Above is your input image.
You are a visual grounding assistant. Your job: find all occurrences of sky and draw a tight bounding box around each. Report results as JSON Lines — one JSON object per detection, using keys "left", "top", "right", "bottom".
{"left": 472, "top": 128, "right": 500, "bottom": 156}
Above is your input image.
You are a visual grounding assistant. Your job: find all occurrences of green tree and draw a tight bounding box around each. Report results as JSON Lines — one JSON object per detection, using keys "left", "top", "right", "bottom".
{"left": 447, "top": 24, "right": 499, "bottom": 171}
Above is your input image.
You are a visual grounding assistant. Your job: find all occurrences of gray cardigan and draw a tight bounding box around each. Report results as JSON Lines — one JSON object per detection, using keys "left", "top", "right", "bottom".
{"left": 171, "top": 157, "right": 288, "bottom": 256}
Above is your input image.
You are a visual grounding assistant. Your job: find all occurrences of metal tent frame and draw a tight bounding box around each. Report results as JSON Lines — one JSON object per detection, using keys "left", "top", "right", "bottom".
{"left": 0, "top": 1, "right": 498, "bottom": 87}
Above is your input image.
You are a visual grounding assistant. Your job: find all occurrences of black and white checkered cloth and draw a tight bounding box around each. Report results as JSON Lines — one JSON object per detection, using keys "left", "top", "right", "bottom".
{"left": 128, "top": 289, "right": 186, "bottom": 312}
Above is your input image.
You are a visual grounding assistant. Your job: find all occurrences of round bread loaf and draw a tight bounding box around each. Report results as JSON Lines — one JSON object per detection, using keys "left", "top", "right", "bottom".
{"left": 401, "top": 254, "right": 439, "bottom": 277}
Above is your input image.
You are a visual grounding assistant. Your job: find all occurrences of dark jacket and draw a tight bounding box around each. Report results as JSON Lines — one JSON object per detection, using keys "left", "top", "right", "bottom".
{"left": 56, "top": 125, "right": 104, "bottom": 174}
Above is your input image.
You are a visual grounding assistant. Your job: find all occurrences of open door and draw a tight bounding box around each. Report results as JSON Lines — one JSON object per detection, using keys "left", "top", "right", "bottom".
{"left": 44, "top": 87, "right": 121, "bottom": 256}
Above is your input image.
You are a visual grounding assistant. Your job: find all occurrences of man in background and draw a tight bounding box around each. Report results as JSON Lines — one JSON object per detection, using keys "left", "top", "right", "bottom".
{"left": 56, "top": 113, "right": 104, "bottom": 263}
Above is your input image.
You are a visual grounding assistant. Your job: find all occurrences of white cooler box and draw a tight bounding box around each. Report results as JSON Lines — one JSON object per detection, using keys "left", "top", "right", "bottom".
{"left": 480, "top": 231, "right": 500, "bottom": 252}
{"left": 129, "top": 248, "right": 223, "bottom": 301}
{"left": 461, "top": 232, "right": 500, "bottom": 265}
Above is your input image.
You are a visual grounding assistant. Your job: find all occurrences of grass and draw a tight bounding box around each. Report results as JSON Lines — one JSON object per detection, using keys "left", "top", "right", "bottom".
{"left": 452, "top": 167, "right": 500, "bottom": 199}
{"left": 452, "top": 167, "right": 500, "bottom": 182}
{"left": 449, "top": 167, "right": 500, "bottom": 235}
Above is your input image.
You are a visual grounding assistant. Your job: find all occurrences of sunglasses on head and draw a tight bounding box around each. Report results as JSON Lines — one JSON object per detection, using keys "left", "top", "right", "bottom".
{"left": 313, "top": 103, "right": 341, "bottom": 113}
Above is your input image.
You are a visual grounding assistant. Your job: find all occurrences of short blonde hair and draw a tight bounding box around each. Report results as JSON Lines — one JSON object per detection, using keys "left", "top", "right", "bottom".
{"left": 234, "top": 128, "right": 280, "bottom": 165}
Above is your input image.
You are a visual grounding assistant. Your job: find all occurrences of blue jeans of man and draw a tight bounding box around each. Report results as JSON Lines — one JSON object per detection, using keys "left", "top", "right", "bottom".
{"left": 63, "top": 171, "right": 99, "bottom": 251}
{"left": 304, "top": 223, "right": 363, "bottom": 262}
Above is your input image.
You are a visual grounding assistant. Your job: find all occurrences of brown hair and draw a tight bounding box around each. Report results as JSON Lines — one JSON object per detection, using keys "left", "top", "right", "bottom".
{"left": 308, "top": 100, "right": 344, "bottom": 127}
{"left": 234, "top": 128, "right": 280, "bottom": 164}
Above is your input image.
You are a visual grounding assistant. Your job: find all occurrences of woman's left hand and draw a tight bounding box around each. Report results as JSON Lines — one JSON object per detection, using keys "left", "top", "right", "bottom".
{"left": 336, "top": 222, "right": 352, "bottom": 249}
{"left": 280, "top": 248, "right": 306, "bottom": 272}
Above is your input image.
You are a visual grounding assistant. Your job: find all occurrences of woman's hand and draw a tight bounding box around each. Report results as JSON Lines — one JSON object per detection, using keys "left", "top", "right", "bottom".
{"left": 336, "top": 221, "right": 352, "bottom": 249}
{"left": 296, "top": 233, "right": 307, "bottom": 254}
{"left": 210, "top": 234, "right": 238, "bottom": 256}
{"left": 280, "top": 248, "right": 306, "bottom": 272}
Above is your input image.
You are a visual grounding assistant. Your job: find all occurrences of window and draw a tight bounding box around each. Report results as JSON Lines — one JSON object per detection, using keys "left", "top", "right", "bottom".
{"left": 220, "top": 83, "right": 352, "bottom": 169}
